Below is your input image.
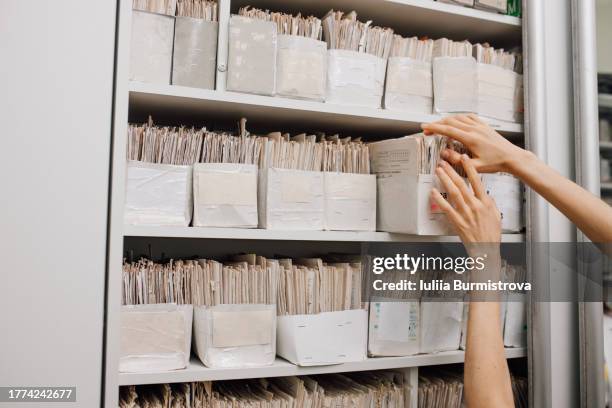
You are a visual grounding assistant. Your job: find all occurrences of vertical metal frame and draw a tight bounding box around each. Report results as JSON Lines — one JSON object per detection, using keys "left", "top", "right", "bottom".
{"left": 522, "top": 0, "right": 552, "bottom": 406}
{"left": 570, "top": 0, "right": 605, "bottom": 406}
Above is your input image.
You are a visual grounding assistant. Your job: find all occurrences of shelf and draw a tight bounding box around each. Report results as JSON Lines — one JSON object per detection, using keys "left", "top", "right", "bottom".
{"left": 119, "top": 348, "right": 527, "bottom": 385}
{"left": 128, "top": 82, "right": 524, "bottom": 138}
{"left": 601, "top": 182, "right": 612, "bottom": 192}
{"left": 229, "top": 0, "right": 521, "bottom": 46}
{"left": 600, "top": 94, "right": 612, "bottom": 109}
{"left": 124, "top": 225, "right": 526, "bottom": 243}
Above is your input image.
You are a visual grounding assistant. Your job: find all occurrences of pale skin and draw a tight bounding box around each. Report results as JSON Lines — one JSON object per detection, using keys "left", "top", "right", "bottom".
{"left": 421, "top": 113, "right": 612, "bottom": 408}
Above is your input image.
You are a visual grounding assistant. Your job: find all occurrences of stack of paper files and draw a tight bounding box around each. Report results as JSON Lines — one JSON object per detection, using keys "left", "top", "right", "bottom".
{"left": 322, "top": 10, "right": 393, "bottom": 108}
{"left": 418, "top": 370, "right": 464, "bottom": 408}
{"left": 432, "top": 38, "right": 477, "bottom": 114}
{"left": 173, "top": 0, "right": 218, "bottom": 89}
{"left": 369, "top": 133, "right": 454, "bottom": 235}
{"left": 385, "top": 35, "right": 434, "bottom": 114}
{"left": 119, "top": 370, "right": 411, "bottom": 408}
{"left": 275, "top": 257, "right": 368, "bottom": 366}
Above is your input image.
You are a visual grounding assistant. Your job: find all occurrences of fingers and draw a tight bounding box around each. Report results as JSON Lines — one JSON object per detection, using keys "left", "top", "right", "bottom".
{"left": 441, "top": 148, "right": 463, "bottom": 165}
{"left": 436, "top": 165, "right": 470, "bottom": 215}
{"left": 439, "top": 160, "right": 476, "bottom": 206}
{"left": 420, "top": 122, "right": 470, "bottom": 145}
{"left": 430, "top": 188, "right": 464, "bottom": 227}
{"left": 461, "top": 155, "right": 486, "bottom": 200}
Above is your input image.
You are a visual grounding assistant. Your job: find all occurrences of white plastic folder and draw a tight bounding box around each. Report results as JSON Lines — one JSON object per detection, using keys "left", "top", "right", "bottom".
{"left": 119, "top": 304, "right": 193, "bottom": 373}
{"left": 326, "top": 49, "right": 387, "bottom": 108}
{"left": 193, "top": 304, "right": 276, "bottom": 368}
{"left": 384, "top": 57, "right": 433, "bottom": 114}
{"left": 276, "top": 35, "right": 327, "bottom": 101}
{"left": 368, "top": 300, "right": 420, "bottom": 357}
{"left": 227, "top": 15, "right": 277, "bottom": 96}
{"left": 419, "top": 300, "right": 463, "bottom": 353}
{"left": 258, "top": 168, "right": 324, "bottom": 230}
{"left": 129, "top": 10, "right": 174, "bottom": 84}
{"left": 323, "top": 172, "right": 376, "bottom": 231}
{"left": 482, "top": 173, "right": 524, "bottom": 232}
{"left": 172, "top": 17, "right": 218, "bottom": 89}
{"left": 193, "top": 163, "right": 258, "bottom": 228}
{"left": 124, "top": 161, "right": 193, "bottom": 226}
{"left": 276, "top": 309, "right": 368, "bottom": 366}
{"left": 433, "top": 56, "right": 477, "bottom": 114}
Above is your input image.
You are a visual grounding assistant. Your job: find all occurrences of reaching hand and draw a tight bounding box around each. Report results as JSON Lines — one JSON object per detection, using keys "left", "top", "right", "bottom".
{"left": 431, "top": 155, "right": 501, "bottom": 245}
{"left": 421, "top": 114, "right": 531, "bottom": 174}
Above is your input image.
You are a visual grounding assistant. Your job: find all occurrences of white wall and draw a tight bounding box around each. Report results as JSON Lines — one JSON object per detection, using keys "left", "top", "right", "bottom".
{"left": 0, "top": 1, "right": 116, "bottom": 406}
{"left": 597, "top": 0, "right": 612, "bottom": 73}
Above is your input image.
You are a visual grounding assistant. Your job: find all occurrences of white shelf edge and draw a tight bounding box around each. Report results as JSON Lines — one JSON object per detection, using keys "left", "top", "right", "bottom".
{"left": 387, "top": 0, "right": 521, "bottom": 26}
{"left": 128, "top": 82, "right": 524, "bottom": 135}
{"left": 123, "top": 225, "right": 525, "bottom": 243}
{"left": 600, "top": 94, "right": 612, "bottom": 109}
{"left": 119, "top": 348, "right": 526, "bottom": 386}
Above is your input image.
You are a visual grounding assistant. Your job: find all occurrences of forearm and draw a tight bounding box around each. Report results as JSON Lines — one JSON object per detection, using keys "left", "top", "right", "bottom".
{"left": 510, "top": 151, "right": 612, "bottom": 243}
{"left": 464, "top": 302, "right": 514, "bottom": 408}
{"left": 464, "top": 250, "right": 514, "bottom": 408}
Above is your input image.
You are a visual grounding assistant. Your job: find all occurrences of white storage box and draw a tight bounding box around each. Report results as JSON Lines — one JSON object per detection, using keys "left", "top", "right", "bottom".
{"left": 193, "top": 163, "right": 258, "bottom": 228}
{"left": 376, "top": 173, "right": 452, "bottom": 235}
{"left": 172, "top": 17, "right": 218, "bottom": 89}
{"left": 433, "top": 56, "right": 477, "bottom": 114}
{"left": 227, "top": 15, "right": 277, "bottom": 96}
{"left": 326, "top": 49, "right": 387, "bottom": 108}
{"left": 420, "top": 300, "right": 463, "bottom": 353}
{"left": 120, "top": 304, "right": 193, "bottom": 373}
{"left": 193, "top": 304, "right": 276, "bottom": 368}
{"left": 476, "top": 63, "right": 519, "bottom": 122}
{"left": 475, "top": 0, "right": 507, "bottom": 13}
{"left": 277, "top": 35, "right": 327, "bottom": 101}
{"left": 384, "top": 57, "right": 433, "bottom": 114}
{"left": 130, "top": 10, "right": 174, "bottom": 84}
{"left": 482, "top": 173, "right": 523, "bottom": 232}
{"left": 368, "top": 300, "right": 419, "bottom": 357}
{"left": 277, "top": 309, "right": 368, "bottom": 366}
{"left": 323, "top": 172, "right": 376, "bottom": 231}
{"left": 504, "top": 293, "right": 527, "bottom": 347}
{"left": 258, "top": 168, "right": 324, "bottom": 230}
{"left": 124, "top": 161, "right": 193, "bottom": 226}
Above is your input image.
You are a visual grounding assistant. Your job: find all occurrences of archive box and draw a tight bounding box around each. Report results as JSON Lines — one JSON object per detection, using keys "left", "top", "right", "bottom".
{"left": 476, "top": 63, "right": 519, "bottom": 122}
{"left": 129, "top": 10, "right": 174, "bottom": 84}
{"left": 503, "top": 293, "right": 527, "bottom": 347}
{"left": 276, "top": 309, "right": 368, "bottom": 366}
{"left": 323, "top": 172, "right": 376, "bottom": 231}
{"left": 276, "top": 35, "right": 327, "bottom": 101}
{"left": 419, "top": 300, "right": 463, "bottom": 353}
{"left": 193, "top": 304, "right": 276, "bottom": 368}
{"left": 368, "top": 300, "right": 420, "bottom": 357}
{"left": 326, "top": 49, "right": 387, "bottom": 109}
{"left": 475, "top": 0, "right": 508, "bottom": 13}
{"left": 119, "top": 304, "right": 193, "bottom": 373}
{"left": 376, "top": 173, "right": 452, "bottom": 235}
{"left": 258, "top": 168, "right": 324, "bottom": 230}
{"left": 482, "top": 173, "right": 524, "bottom": 232}
{"left": 384, "top": 57, "right": 433, "bottom": 114}
{"left": 227, "top": 15, "right": 277, "bottom": 96}
{"left": 172, "top": 17, "right": 218, "bottom": 89}
{"left": 192, "top": 163, "right": 258, "bottom": 228}
{"left": 433, "top": 56, "right": 478, "bottom": 114}
{"left": 124, "top": 161, "right": 193, "bottom": 226}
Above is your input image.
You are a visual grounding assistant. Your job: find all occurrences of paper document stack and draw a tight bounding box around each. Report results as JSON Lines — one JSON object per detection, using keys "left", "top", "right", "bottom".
{"left": 418, "top": 370, "right": 464, "bottom": 408}
{"left": 369, "top": 133, "right": 455, "bottom": 235}
{"left": 432, "top": 38, "right": 477, "bottom": 114}
{"left": 172, "top": 0, "right": 218, "bottom": 89}
{"left": 322, "top": 10, "right": 393, "bottom": 108}
{"left": 385, "top": 35, "right": 434, "bottom": 114}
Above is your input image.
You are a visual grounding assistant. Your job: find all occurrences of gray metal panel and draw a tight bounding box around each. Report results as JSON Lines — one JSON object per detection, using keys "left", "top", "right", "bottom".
{"left": 0, "top": 1, "right": 117, "bottom": 407}
{"left": 570, "top": 0, "right": 606, "bottom": 406}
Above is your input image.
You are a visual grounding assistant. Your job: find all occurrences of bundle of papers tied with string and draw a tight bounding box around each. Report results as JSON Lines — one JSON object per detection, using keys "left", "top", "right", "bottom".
{"left": 369, "top": 134, "right": 454, "bottom": 235}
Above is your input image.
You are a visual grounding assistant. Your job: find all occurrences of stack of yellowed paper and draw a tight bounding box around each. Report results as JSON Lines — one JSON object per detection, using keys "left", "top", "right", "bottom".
{"left": 418, "top": 370, "right": 464, "bottom": 408}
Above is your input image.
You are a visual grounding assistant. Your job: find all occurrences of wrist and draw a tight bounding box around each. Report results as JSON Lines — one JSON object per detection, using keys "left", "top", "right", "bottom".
{"left": 505, "top": 148, "right": 536, "bottom": 176}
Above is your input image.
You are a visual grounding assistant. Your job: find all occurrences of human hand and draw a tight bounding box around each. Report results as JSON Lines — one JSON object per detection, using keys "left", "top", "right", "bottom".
{"left": 431, "top": 154, "right": 502, "bottom": 245}
{"left": 421, "top": 114, "right": 531, "bottom": 174}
